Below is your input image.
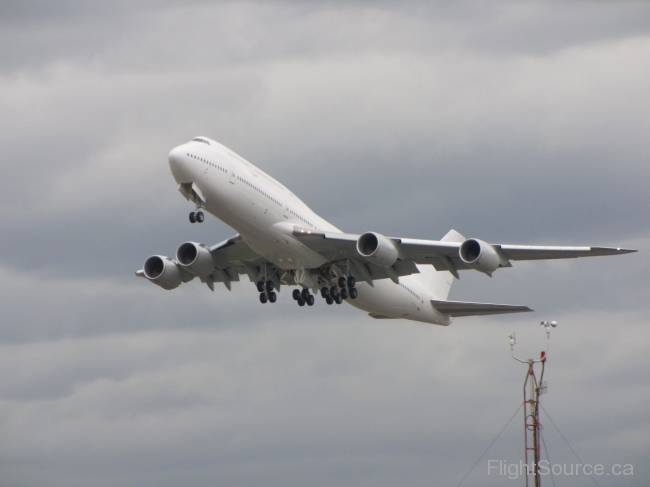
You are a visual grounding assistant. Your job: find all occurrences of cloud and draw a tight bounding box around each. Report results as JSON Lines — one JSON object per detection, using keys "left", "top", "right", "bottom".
{"left": 0, "top": 1, "right": 649, "bottom": 486}
{"left": 2, "top": 310, "right": 648, "bottom": 486}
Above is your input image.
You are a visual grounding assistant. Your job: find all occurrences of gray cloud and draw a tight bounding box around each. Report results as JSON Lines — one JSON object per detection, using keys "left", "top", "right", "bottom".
{"left": 1, "top": 1, "right": 649, "bottom": 486}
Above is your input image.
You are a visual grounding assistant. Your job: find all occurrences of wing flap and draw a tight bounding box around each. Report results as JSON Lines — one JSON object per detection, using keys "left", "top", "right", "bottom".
{"left": 206, "top": 234, "right": 272, "bottom": 285}
{"left": 292, "top": 227, "right": 358, "bottom": 261}
{"left": 431, "top": 299, "right": 533, "bottom": 317}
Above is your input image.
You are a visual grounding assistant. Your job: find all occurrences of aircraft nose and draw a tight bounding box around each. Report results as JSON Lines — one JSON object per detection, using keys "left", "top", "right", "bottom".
{"left": 168, "top": 144, "right": 189, "bottom": 183}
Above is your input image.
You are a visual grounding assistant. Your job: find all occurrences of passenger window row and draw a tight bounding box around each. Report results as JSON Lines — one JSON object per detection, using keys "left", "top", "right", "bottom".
{"left": 287, "top": 208, "right": 315, "bottom": 228}
{"left": 237, "top": 176, "right": 281, "bottom": 206}
{"left": 187, "top": 153, "right": 227, "bottom": 173}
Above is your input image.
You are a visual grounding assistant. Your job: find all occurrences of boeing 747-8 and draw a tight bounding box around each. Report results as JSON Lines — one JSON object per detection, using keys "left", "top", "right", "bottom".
{"left": 136, "top": 136, "right": 635, "bottom": 325}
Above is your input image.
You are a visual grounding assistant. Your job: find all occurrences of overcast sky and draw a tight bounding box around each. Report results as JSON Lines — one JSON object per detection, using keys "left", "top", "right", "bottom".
{"left": 1, "top": 1, "right": 649, "bottom": 486}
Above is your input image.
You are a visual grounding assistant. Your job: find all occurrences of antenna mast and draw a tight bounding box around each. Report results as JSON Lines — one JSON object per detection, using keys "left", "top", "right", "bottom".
{"left": 509, "top": 321, "right": 556, "bottom": 487}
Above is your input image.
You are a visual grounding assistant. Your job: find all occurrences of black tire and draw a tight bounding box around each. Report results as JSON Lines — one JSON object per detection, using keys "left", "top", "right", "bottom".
{"left": 335, "top": 295, "right": 342, "bottom": 305}
{"left": 292, "top": 289, "right": 301, "bottom": 300}
{"left": 189, "top": 212, "right": 196, "bottom": 223}
{"left": 347, "top": 276, "right": 356, "bottom": 288}
{"left": 349, "top": 287, "right": 358, "bottom": 299}
{"left": 301, "top": 288, "right": 310, "bottom": 301}
{"left": 340, "top": 288, "right": 349, "bottom": 300}
{"left": 307, "top": 295, "right": 315, "bottom": 306}
{"left": 257, "top": 281, "right": 265, "bottom": 292}
{"left": 268, "top": 291, "right": 277, "bottom": 303}
{"left": 320, "top": 287, "right": 330, "bottom": 298}
{"left": 196, "top": 211, "right": 204, "bottom": 223}
{"left": 329, "top": 286, "right": 339, "bottom": 298}
{"left": 266, "top": 280, "right": 274, "bottom": 292}
{"left": 297, "top": 298, "right": 305, "bottom": 306}
{"left": 326, "top": 296, "right": 333, "bottom": 305}
{"left": 338, "top": 276, "right": 347, "bottom": 288}
{"left": 259, "top": 293, "right": 268, "bottom": 304}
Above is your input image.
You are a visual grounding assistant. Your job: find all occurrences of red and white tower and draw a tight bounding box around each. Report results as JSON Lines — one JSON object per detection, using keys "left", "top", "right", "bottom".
{"left": 509, "top": 321, "right": 555, "bottom": 487}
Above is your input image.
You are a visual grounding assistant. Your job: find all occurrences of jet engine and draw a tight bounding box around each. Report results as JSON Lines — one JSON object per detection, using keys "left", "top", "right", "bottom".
{"left": 357, "top": 232, "right": 399, "bottom": 267}
{"left": 459, "top": 238, "right": 502, "bottom": 276}
{"left": 176, "top": 241, "right": 215, "bottom": 277}
{"left": 143, "top": 255, "right": 182, "bottom": 290}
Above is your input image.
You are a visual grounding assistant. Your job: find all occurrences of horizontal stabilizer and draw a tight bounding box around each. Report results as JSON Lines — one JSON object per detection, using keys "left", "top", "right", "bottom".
{"left": 368, "top": 313, "right": 398, "bottom": 319}
{"left": 431, "top": 299, "right": 533, "bottom": 317}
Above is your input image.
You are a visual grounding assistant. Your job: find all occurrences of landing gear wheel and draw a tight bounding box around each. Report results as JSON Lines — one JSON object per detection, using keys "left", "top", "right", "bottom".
{"left": 320, "top": 287, "right": 330, "bottom": 298}
{"left": 347, "top": 276, "right": 356, "bottom": 288}
{"left": 292, "top": 289, "right": 301, "bottom": 300}
{"left": 349, "top": 287, "right": 358, "bottom": 299}
{"left": 297, "top": 298, "right": 305, "bottom": 306}
{"left": 340, "top": 288, "right": 349, "bottom": 300}
{"left": 259, "top": 293, "right": 268, "bottom": 304}
{"left": 266, "top": 280, "right": 274, "bottom": 292}
{"left": 189, "top": 212, "right": 196, "bottom": 223}
{"left": 335, "top": 295, "right": 343, "bottom": 305}
{"left": 301, "top": 288, "right": 310, "bottom": 301}
{"left": 306, "top": 295, "right": 315, "bottom": 306}
{"left": 196, "top": 211, "right": 204, "bottom": 223}
{"left": 329, "top": 286, "right": 339, "bottom": 299}
{"left": 326, "top": 296, "right": 333, "bottom": 305}
{"left": 257, "top": 281, "right": 265, "bottom": 292}
{"left": 338, "top": 276, "right": 347, "bottom": 288}
{"left": 268, "top": 291, "right": 277, "bottom": 303}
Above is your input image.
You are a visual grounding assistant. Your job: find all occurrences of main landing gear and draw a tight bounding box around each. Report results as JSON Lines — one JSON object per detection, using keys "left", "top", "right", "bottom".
{"left": 292, "top": 288, "right": 314, "bottom": 306}
{"left": 257, "top": 280, "right": 277, "bottom": 304}
{"left": 258, "top": 271, "right": 358, "bottom": 307}
{"left": 318, "top": 275, "right": 357, "bottom": 306}
{"left": 189, "top": 211, "right": 204, "bottom": 223}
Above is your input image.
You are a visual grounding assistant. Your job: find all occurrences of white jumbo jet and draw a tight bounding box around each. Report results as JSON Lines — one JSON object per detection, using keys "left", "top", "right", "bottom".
{"left": 136, "top": 136, "right": 636, "bottom": 325}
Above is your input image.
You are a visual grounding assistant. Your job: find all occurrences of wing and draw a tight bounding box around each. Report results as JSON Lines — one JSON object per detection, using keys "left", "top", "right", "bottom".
{"left": 136, "top": 234, "right": 286, "bottom": 292}
{"left": 293, "top": 227, "right": 636, "bottom": 281}
{"left": 291, "top": 227, "right": 421, "bottom": 284}
{"left": 206, "top": 234, "right": 283, "bottom": 291}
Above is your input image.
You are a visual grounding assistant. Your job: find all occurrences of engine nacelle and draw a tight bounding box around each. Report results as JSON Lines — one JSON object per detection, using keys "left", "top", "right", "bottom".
{"left": 356, "top": 232, "right": 399, "bottom": 267}
{"left": 143, "top": 255, "right": 182, "bottom": 290}
{"left": 459, "top": 238, "right": 502, "bottom": 276}
{"left": 176, "top": 241, "right": 215, "bottom": 277}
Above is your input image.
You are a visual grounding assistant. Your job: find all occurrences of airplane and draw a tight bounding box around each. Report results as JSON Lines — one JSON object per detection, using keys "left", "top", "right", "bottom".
{"left": 136, "top": 136, "right": 636, "bottom": 326}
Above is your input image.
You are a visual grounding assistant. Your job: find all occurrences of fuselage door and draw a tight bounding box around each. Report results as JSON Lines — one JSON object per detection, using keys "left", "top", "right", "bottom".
{"left": 229, "top": 169, "right": 236, "bottom": 185}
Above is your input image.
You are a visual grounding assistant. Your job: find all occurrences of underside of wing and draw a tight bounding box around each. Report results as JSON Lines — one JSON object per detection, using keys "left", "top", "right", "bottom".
{"left": 431, "top": 299, "right": 533, "bottom": 317}
{"left": 292, "top": 227, "right": 467, "bottom": 282}
{"left": 293, "top": 225, "right": 636, "bottom": 282}
{"left": 291, "top": 228, "right": 358, "bottom": 260}
{"left": 208, "top": 235, "right": 275, "bottom": 288}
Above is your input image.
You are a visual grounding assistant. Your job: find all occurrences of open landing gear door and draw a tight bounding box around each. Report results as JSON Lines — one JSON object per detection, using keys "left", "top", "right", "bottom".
{"left": 178, "top": 182, "right": 206, "bottom": 207}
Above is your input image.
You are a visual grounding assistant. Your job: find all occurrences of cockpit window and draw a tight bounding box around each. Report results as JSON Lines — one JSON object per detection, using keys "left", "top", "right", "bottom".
{"left": 192, "top": 137, "right": 210, "bottom": 145}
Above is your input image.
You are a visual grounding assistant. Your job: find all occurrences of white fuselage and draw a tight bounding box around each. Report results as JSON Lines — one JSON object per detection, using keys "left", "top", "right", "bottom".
{"left": 168, "top": 138, "right": 450, "bottom": 325}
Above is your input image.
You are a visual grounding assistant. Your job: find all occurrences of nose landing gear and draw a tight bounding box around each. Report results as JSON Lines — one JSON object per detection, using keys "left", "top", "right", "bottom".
{"left": 189, "top": 211, "right": 204, "bottom": 223}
